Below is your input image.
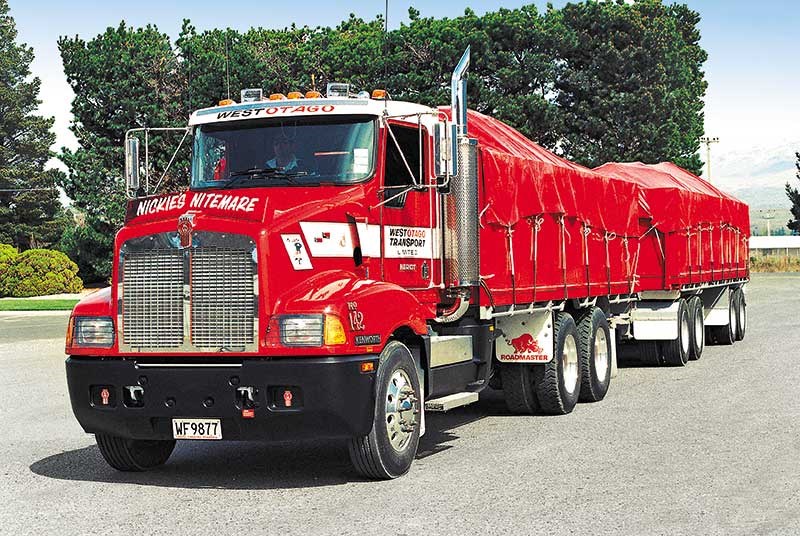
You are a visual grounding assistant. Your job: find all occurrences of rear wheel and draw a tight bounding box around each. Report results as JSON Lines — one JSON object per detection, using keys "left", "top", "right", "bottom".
{"left": 501, "top": 312, "right": 581, "bottom": 415}
{"left": 577, "top": 307, "right": 612, "bottom": 402}
{"left": 688, "top": 296, "right": 704, "bottom": 361}
{"left": 95, "top": 434, "right": 175, "bottom": 472}
{"left": 348, "top": 341, "right": 421, "bottom": 480}
{"left": 662, "top": 298, "right": 690, "bottom": 366}
{"left": 707, "top": 290, "right": 735, "bottom": 345}
{"left": 734, "top": 288, "right": 746, "bottom": 341}
{"left": 638, "top": 341, "right": 662, "bottom": 366}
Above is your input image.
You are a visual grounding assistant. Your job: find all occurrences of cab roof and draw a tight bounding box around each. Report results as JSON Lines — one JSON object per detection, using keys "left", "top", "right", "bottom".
{"left": 188, "top": 98, "right": 440, "bottom": 127}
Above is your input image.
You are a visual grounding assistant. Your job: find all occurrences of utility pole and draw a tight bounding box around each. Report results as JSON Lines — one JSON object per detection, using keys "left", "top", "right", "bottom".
{"left": 763, "top": 210, "right": 775, "bottom": 237}
{"left": 699, "top": 136, "right": 719, "bottom": 182}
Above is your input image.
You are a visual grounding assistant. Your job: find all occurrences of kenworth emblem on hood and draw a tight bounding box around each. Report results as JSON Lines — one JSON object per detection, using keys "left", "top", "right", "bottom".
{"left": 177, "top": 212, "right": 196, "bottom": 248}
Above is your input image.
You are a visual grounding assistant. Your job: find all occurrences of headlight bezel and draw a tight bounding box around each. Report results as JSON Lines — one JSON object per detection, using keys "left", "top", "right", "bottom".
{"left": 279, "top": 314, "right": 324, "bottom": 347}
{"left": 72, "top": 316, "right": 115, "bottom": 348}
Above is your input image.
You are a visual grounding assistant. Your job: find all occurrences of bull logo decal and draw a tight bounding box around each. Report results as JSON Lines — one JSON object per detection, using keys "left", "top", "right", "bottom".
{"left": 177, "top": 212, "right": 196, "bottom": 248}
{"left": 508, "top": 333, "right": 543, "bottom": 354}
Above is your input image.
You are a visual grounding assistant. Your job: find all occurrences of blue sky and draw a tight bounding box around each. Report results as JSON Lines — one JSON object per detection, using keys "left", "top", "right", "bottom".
{"left": 6, "top": 0, "right": 800, "bottom": 193}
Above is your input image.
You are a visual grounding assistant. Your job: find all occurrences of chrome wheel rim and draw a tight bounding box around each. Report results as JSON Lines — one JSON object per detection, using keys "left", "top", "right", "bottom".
{"left": 681, "top": 310, "right": 690, "bottom": 355}
{"left": 385, "top": 369, "right": 417, "bottom": 452}
{"left": 563, "top": 334, "right": 579, "bottom": 395}
{"left": 694, "top": 309, "right": 704, "bottom": 350}
{"left": 730, "top": 299, "right": 738, "bottom": 336}
{"left": 738, "top": 301, "right": 746, "bottom": 334}
{"left": 594, "top": 327, "right": 609, "bottom": 382}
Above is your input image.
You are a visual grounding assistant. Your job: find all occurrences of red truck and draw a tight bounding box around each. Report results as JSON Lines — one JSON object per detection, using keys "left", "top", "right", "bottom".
{"left": 65, "top": 48, "right": 749, "bottom": 479}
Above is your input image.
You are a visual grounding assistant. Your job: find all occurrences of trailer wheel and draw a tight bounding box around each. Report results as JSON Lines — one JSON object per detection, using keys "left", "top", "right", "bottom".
{"left": 95, "top": 434, "right": 175, "bottom": 471}
{"left": 348, "top": 341, "right": 420, "bottom": 480}
{"left": 734, "top": 288, "right": 746, "bottom": 341}
{"left": 638, "top": 341, "right": 662, "bottom": 366}
{"left": 688, "top": 296, "right": 704, "bottom": 361}
{"left": 577, "top": 307, "right": 612, "bottom": 402}
{"left": 501, "top": 312, "right": 581, "bottom": 415}
{"left": 662, "top": 298, "right": 690, "bottom": 366}
{"left": 707, "top": 290, "right": 735, "bottom": 345}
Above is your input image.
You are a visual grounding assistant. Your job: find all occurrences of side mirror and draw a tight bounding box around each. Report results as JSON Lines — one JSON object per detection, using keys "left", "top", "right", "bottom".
{"left": 434, "top": 121, "right": 458, "bottom": 182}
{"left": 125, "top": 137, "right": 141, "bottom": 197}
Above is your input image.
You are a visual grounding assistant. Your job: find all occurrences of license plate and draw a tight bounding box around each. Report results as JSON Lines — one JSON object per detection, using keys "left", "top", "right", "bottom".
{"left": 172, "top": 418, "right": 222, "bottom": 440}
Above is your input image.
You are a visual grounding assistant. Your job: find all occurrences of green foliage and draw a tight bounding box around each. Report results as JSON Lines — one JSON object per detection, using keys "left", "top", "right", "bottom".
{"left": 58, "top": 221, "right": 114, "bottom": 283}
{"left": 0, "top": 243, "right": 19, "bottom": 296}
{"left": 3, "top": 248, "right": 83, "bottom": 297}
{"left": 552, "top": 0, "right": 707, "bottom": 173}
{"left": 786, "top": 152, "right": 800, "bottom": 234}
{"left": 0, "top": 0, "right": 67, "bottom": 250}
{"left": 58, "top": 2, "right": 710, "bottom": 272}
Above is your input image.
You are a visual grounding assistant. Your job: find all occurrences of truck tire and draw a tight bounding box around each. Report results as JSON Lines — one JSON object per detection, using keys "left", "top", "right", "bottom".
{"left": 577, "top": 307, "right": 612, "bottom": 402}
{"left": 707, "top": 290, "right": 735, "bottom": 345}
{"left": 501, "top": 312, "right": 581, "bottom": 415}
{"left": 688, "top": 296, "right": 704, "bottom": 361}
{"left": 348, "top": 341, "right": 421, "bottom": 480}
{"left": 95, "top": 434, "right": 175, "bottom": 471}
{"left": 662, "top": 298, "right": 690, "bottom": 366}
{"left": 734, "top": 288, "right": 746, "bottom": 341}
{"left": 638, "top": 341, "right": 662, "bottom": 366}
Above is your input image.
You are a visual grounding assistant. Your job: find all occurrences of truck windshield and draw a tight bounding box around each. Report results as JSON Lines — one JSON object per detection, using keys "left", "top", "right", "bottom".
{"left": 191, "top": 116, "right": 376, "bottom": 189}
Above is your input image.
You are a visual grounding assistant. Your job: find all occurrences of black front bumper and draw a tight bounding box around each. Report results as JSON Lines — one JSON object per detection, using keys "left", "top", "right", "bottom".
{"left": 66, "top": 355, "right": 377, "bottom": 441}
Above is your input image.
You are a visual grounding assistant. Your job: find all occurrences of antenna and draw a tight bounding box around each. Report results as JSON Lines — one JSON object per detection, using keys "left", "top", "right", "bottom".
{"left": 384, "top": 0, "right": 389, "bottom": 107}
{"left": 225, "top": 33, "right": 231, "bottom": 100}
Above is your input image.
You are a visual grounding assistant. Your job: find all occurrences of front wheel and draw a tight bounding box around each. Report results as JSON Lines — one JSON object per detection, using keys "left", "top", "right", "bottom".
{"left": 348, "top": 341, "right": 421, "bottom": 479}
{"left": 95, "top": 434, "right": 175, "bottom": 472}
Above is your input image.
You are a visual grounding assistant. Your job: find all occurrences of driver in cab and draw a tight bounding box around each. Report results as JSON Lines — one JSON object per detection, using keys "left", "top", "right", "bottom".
{"left": 267, "top": 135, "right": 299, "bottom": 171}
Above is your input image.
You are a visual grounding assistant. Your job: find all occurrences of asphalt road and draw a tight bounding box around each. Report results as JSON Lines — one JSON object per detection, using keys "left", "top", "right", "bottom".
{"left": 1, "top": 273, "right": 798, "bottom": 535}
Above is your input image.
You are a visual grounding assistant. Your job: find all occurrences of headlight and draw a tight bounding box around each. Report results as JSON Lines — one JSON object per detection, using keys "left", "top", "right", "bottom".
{"left": 72, "top": 316, "right": 115, "bottom": 348}
{"left": 279, "top": 315, "right": 323, "bottom": 347}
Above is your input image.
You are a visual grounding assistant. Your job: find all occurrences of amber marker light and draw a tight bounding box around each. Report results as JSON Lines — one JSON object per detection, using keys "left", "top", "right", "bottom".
{"left": 218, "top": 99, "right": 235, "bottom": 106}
{"left": 269, "top": 93, "right": 287, "bottom": 101}
{"left": 323, "top": 314, "right": 347, "bottom": 345}
{"left": 305, "top": 91, "right": 322, "bottom": 99}
{"left": 360, "top": 361, "right": 375, "bottom": 373}
{"left": 65, "top": 316, "right": 75, "bottom": 348}
{"left": 287, "top": 91, "right": 303, "bottom": 99}
{"left": 371, "top": 89, "right": 387, "bottom": 100}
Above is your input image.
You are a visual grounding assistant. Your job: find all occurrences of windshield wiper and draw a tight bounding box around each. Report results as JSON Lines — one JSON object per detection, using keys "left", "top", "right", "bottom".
{"left": 224, "top": 167, "right": 297, "bottom": 187}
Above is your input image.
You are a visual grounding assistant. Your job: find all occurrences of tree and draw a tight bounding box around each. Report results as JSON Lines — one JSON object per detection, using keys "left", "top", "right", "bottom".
{"left": 552, "top": 0, "right": 707, "bottom": 173}
{"left": 0, "top": 0, "right": 66, "bottom": 249}
{"left": 58, "top": 3, "right": 710, "bottom": 276}
{"left": 786, "top": 152, "right": 800, "bottom": 234}
{"left": 57, "top": 22, "right": 187, "bottom": 280}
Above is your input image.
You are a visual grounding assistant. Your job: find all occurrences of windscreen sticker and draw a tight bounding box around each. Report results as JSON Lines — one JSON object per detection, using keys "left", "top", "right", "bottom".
{"left": 282, "top": 234, "right": 313, "bottom": 270}
{"left": 353, "top": 148, "right": 369, "bottom": 174}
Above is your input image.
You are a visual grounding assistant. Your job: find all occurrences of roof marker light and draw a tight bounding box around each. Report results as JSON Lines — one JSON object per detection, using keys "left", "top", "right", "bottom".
{"left": 287, "top": 91, "right": 303, "bottom": 99}
{"left": 305, "top": 90, "right": 322, "bottom": 99}
{"left": 269, "top": 93, "right": 287, "bottom": 101}
{"left": 218, "top": 99, "right": 235, "bottom": 106}
{"left": 371, "top": 89, "right": 387, "bottom": 100}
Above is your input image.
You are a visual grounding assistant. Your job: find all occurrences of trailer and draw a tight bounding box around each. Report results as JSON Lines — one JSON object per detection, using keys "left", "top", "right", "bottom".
{"left": 64, "top": 48, "right": 749, "bottom": 479}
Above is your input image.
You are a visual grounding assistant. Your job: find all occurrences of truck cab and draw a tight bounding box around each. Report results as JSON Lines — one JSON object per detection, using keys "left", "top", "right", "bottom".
{"left": 65, "top": 56, "right": 489, "bottom": 479}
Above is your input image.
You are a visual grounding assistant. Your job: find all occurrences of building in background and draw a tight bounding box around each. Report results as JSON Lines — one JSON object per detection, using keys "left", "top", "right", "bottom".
{"left": 749, "top": 235, "right": 800, "bottom": 257}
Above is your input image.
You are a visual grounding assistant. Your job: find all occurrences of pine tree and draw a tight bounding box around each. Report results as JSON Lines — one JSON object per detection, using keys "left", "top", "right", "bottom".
{"left": 786, "top": 152, "right": 800, "bottom": 234}
{"left": 0, "top": 0, "right": 65, "bottom": 249}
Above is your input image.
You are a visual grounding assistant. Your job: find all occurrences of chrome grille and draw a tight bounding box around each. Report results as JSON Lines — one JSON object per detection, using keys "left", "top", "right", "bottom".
{"left": 122, "top": 249, "right": 184, "bottom": 348}
{"left": 191, "top": 248, "right": 255, "bottom": 348}
{"left": 119, "top": 232, "right": 257, "bottom": 352}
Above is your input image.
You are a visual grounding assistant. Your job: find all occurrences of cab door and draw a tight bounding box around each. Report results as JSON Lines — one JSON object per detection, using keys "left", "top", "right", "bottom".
{"left": 379, "top": 122, "right": 436, "bottom": 289}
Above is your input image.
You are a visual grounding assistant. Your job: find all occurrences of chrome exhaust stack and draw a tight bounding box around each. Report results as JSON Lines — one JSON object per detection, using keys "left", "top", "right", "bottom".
{"left": 439, "top": 47, "right": 478, "bottom": 322}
